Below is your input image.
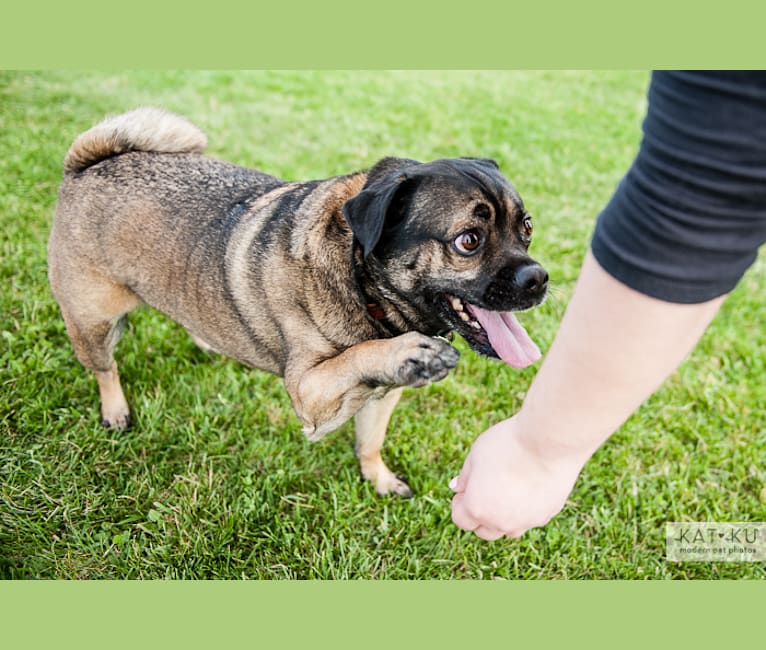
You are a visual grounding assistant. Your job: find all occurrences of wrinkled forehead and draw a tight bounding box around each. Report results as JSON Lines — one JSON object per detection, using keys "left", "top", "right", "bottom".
{"left": 415, "top": 160, "right": 524, "bottom": 212}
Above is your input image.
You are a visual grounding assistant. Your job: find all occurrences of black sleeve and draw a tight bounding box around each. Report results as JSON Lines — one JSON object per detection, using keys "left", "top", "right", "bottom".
{"left": 590, "top": 71, "right": 766, "bottom": 304}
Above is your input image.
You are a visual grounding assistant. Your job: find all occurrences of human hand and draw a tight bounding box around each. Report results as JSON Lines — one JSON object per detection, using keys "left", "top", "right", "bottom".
{"left": 450, "top": 415, "right": 587, "bottom": 540}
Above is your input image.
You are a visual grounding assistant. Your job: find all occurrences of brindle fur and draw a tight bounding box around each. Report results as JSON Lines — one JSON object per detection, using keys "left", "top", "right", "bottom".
{"left": 48, "top": 108, "right": 546, "bottom": 497}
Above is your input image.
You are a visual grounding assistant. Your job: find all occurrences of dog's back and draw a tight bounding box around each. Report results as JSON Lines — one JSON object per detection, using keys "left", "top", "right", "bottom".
{"left": 49, "top": 108, "right": 291, "bottom": 375}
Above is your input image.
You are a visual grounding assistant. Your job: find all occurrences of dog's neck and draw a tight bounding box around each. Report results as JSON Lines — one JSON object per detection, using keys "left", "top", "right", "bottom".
{"left": 351, "top": 243, "right": 418, "bottom": 338}
{"left": 365, "top": 301, "right": 387, "bottom": 321}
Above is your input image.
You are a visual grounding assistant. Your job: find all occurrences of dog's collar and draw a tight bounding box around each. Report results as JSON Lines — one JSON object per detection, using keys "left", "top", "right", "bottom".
{"left": 354, "top": 248, "right": 453, "bottom": 341}
{"left": 363, "top": 295, "right": 404, "bottom": 338}
{"left": 366, "top": 302, "right": 387, "bottom": 321}
{"left": 351, "top": 242, "right": 406, "bottom": 338}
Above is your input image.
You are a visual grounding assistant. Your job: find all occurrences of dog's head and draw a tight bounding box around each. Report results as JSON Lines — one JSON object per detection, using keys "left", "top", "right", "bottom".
{"left": 343, "top": 157, "right": 548, "bottom": 368}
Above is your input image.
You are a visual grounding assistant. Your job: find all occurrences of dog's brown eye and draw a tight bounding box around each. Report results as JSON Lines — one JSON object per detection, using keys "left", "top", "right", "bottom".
{"left": 454, "top": 229, "right": 484, "bottom": 256}
{"left": 522, "top": 216, "right": 533, "bottom": 237}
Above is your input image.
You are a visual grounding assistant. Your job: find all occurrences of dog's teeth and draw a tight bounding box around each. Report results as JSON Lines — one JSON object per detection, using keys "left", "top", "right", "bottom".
{"left": 459, "top": 311, "right": 470, "bottom": 322}
{"left": 450, "top": 296, "right": 464, "bottom": 311}
{"left": 470, "top": 321, "right": 481, "bottom": 330}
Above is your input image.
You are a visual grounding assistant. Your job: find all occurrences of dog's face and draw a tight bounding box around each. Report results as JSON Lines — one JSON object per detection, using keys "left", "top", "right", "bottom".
{"left": 343, "top": 157, "right": 548, "bottom": 366}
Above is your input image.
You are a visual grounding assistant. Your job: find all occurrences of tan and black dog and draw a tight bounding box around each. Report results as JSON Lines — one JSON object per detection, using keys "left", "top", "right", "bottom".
{"left": 48, "top": 108, "right": 547, "bottom": 497}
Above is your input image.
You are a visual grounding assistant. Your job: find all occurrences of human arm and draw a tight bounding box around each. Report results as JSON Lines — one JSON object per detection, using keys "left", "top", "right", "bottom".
{"left": 450, "top": 250, "right": 725, "bottom": 540}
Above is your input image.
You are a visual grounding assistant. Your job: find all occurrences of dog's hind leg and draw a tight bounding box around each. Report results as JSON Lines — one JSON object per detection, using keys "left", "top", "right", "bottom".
{"left": 50, "top": 267, "right": 140, "bottom": 429}
{"left": 354, "top": 387, "right": 411, "bottom": 497}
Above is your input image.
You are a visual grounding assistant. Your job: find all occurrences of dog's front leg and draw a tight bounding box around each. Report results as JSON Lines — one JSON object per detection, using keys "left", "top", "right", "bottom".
{"left": 284, "top": 332, "right": 459, "bottom": 442}
{"left": 353, "top": 387, "right": 412, "bottom": 497}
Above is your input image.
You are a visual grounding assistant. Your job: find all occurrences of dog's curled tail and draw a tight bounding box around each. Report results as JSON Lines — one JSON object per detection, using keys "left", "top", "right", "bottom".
{"left": 63, "top": 107, "right": 208, "bottom": 175}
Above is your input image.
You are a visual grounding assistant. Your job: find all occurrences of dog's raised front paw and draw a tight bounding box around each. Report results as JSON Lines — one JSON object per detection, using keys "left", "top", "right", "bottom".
{"left": 392, "top": 332, "right": 460, "bottom": 387}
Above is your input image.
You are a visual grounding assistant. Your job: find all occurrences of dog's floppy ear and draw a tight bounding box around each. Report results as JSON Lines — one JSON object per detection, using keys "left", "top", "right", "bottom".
{"left": 343, "top": 159, "right": 420, "bottom": 258}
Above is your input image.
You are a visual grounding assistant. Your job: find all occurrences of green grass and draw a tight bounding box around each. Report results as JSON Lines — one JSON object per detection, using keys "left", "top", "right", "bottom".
{"left": 1, "top": 70, "right": 764, "bottom": 579}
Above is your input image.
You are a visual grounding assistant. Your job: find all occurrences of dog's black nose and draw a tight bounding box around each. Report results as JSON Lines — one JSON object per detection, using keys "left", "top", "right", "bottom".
{"left": 515, "top": 263, "right": 548, "bottom": 294}
{"left": 482, "top": 261, "right": 549, "bottom": 309}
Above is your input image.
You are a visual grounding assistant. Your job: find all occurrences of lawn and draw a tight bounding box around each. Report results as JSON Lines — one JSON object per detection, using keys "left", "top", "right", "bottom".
{"left": 1, "top": 70, "right": 764, "bottom": 579}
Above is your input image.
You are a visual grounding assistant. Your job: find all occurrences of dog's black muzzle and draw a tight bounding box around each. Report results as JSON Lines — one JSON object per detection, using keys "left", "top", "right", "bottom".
{"left": 482, "top": 260, "right": 549, "bottom": 311}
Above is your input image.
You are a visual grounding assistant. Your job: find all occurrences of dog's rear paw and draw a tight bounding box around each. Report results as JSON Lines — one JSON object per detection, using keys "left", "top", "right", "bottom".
{"left": 394, "top": 333, "right": 460, "bottom": 387}
{"left": 101, "top": 404, "right": 131, "bottom": 430}
{"left": 95, "top": 365, "right": 131, "bottom": 430}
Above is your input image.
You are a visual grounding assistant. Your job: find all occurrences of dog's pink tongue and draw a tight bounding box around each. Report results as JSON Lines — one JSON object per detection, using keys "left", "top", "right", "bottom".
{"left": 467, "top": 305, "right": 541, "bottom": 368}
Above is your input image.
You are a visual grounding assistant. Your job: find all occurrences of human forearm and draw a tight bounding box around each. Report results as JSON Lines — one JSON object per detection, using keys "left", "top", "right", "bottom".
{"left": 516, "top": 250, "right": 725, "bottom": 463}
{"left": 451, "top": 250, "right": 725, "bottom": 539}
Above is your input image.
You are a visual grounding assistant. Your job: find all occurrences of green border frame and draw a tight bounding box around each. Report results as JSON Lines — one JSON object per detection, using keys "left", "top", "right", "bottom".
{"left": 2, "top": 581, "right": 765, "bottom": 645}
{"left": 3, "top": 1, "right": 766, "bottom": 68}
{"left": 2, "top": 1, "right": 765, "bottom": 645}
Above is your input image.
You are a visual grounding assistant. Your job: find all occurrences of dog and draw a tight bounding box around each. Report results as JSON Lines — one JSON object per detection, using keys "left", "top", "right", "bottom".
{"left": 48, "top": 107, "right": 548, "bottom": 497}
